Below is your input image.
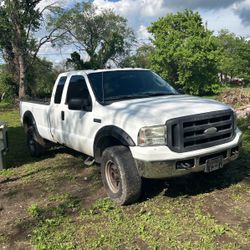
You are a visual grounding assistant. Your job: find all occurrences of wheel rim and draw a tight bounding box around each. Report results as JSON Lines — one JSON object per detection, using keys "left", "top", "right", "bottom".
{"left": 105, "top": 160, "right": 121, "bottom": 193}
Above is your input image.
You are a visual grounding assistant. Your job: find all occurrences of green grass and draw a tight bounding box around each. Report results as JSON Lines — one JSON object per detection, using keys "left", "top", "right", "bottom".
{"left": 0, "top": 109, "right": 250, "bottom": 249}
{"left": 201, "top": 95, "right": 217, "bottom": 100}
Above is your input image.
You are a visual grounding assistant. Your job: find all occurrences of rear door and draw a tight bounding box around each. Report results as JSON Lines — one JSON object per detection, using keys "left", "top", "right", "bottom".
{"left": 49, "top": 75, "right": 68, "bottom": 144}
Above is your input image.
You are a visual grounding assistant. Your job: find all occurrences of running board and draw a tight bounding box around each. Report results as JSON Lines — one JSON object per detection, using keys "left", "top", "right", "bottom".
{"left": 84, "top": 157, "right": 95, "bottom": 166}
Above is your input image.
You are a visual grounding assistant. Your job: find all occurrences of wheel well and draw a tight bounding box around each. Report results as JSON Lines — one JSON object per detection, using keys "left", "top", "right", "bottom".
{"left": 22, "top": 112, "right": 47, "bottom": 147}
{"left": 95, "top": 136, "right": 125, "bottom": 163}
{"left": 23, "top": 115, "right": 34, "bottom": 133}
{"left": 94, "top": 126, "right": 135, "bottom": 164}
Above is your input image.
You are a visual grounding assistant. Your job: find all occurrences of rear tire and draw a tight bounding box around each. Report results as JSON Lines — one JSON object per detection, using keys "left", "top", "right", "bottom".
{"left": 101, "top": 146, "right": 141, "bottom": 205}
{"left": 27, "top": 127, "right": 45, "bottom": 157}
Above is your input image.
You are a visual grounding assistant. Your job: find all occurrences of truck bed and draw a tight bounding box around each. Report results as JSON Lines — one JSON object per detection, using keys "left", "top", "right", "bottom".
{"left": 21, "top": 97, "right": 51, "bottom": 105}
{"left": 20, "top": 100, "right": 54, "bottom": 142}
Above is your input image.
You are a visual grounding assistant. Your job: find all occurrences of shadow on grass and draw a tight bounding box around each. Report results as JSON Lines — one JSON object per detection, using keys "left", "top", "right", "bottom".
{"left": 6, "top": 126, "right": 36, "bottom": 168}
{"left": 2, "top": 126, "right": 92, "bottom": 186}
{"left": 5, "top": 126, "right": 85, "bottom": 169}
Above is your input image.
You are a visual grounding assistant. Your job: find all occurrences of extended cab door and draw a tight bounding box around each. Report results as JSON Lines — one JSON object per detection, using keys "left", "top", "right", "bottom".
{"left": 49, "top": 75, "right": 68, "bottom": 144}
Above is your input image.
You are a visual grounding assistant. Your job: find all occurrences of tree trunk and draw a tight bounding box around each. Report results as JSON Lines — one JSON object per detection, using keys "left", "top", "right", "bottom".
{"left": 18, "top": 53, "right": 26, "bottom": 99}
{"left": 12, "top": 20, "right": 27, "bottom": 99}
{"left": 11, "top": 41, "right": 27, "bottom": 99}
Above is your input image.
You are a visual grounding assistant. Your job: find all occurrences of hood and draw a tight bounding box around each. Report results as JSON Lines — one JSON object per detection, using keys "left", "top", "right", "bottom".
{"left": 104, "top": 95, "right": 231, "bottom": 126}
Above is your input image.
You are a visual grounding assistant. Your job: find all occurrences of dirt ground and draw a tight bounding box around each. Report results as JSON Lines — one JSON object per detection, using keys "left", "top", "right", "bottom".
{"left": 0, "top": 154, "right": 105, "bottom": 249}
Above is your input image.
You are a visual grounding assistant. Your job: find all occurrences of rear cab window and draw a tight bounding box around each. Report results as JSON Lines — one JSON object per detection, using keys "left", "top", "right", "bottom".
{"left": 54, "top": 76, "right": 67, "bottom": 104}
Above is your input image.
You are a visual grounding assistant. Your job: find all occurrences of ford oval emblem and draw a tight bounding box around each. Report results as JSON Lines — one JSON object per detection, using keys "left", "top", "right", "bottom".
{"left": 204, "top": 127, "right": 218, "bottom": 135}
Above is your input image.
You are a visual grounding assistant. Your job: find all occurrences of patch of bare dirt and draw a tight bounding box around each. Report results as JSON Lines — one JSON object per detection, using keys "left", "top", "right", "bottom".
{"left": 0, "top": 162, "right": 105, "bottom": 250}
{"left": 202, "top": 189, "right": 250, "bottom": 228}
{"left": 217, "top": 88, "right": 250, "bottom": 108}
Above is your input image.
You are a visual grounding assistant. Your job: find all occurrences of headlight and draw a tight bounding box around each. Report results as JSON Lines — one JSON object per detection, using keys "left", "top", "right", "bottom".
{"left": 138, "top": 125, "right": 167, "bottom": 146}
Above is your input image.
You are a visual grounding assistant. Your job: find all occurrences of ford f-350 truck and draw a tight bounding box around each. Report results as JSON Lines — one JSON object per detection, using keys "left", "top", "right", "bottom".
{"left": 20, "top": 69, "right": 242, "bottom": 205}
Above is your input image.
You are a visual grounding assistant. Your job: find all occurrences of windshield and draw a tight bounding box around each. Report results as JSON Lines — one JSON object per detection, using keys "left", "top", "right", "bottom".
{"left": 88, "top": 70, "right": 178, "bottom": 104}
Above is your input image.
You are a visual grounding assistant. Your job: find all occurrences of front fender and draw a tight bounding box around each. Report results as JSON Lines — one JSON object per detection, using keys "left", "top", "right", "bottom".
{"left": 94, "top": 125, "right": 135, "bottom": 162}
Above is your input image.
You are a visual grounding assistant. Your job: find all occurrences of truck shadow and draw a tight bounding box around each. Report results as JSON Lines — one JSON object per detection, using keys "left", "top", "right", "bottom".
{"left": 141, "top": 147, "right": 250, "bottom": 201}
{"left": 5, "top": 126, "right": 36, "bottom": 168}
{"left": 5, "top": 126, "right": 83, "bottom": 169}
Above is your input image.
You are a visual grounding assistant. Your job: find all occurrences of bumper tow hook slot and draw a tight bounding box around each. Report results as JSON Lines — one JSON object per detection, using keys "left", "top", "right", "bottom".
{"left": 176, "top": 161, "right": 194, "bottom": 170}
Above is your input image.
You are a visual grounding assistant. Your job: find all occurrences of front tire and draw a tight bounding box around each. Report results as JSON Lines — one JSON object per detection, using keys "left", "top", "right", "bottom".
{"left": 101, "top": 146, "right": 141, "bottom": 205}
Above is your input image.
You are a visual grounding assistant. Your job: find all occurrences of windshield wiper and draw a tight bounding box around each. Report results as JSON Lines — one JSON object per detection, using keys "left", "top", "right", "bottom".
{"left": 140, "top": 92, "right": 177, "bottom": 97}
{"left": 104, "top": 92, "right": 177, "bottom": 103}
{"left": 105, "top": 95, "right": 147, "bottom": 101}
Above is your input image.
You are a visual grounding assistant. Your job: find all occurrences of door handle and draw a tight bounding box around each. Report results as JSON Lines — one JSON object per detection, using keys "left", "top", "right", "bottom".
{"left": 61, "top": 111, "right": 65, "bottom": 121}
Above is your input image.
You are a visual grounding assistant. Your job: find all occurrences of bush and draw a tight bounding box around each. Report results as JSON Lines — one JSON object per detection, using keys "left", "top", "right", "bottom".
{"left": 0, "top": 71, "right": 17, "bottom": 102}
{"left": 201, "top": 83, "right": 223, "bottom": 96}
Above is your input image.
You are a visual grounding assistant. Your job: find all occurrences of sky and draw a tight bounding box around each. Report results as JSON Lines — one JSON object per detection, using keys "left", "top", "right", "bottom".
{"left": 36, "top": 0, "right": 250, "bottom": 63}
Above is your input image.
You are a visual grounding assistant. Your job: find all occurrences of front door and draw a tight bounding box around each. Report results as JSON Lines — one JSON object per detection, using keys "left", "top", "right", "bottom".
{"left": 61, "top": 75, "right": 97, "bottom": 156}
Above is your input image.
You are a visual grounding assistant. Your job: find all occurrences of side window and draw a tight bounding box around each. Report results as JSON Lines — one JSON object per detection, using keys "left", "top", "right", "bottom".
{"left": 54, "top": 76, "right": 67, "bottom": 104}
{"left": 66, "top": 75, "right": 91, "bottom": 105}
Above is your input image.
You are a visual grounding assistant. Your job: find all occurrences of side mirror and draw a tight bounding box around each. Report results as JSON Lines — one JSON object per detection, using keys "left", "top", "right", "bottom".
{"left": 68, "top": 98, "right": 92, "bottom": 111}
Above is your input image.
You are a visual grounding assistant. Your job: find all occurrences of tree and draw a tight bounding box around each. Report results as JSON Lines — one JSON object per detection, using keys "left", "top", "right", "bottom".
{"left": 240, "top": 40, "right": 250, "bottom": 85}
{"left": 50, "top": 2, "right": 135, "bottom": 69}
{"left": 217, "top": 30, "right": 250, "bottom": 84}
{"left": 27, "top": 57, "right": 58, "bottom": 98}
{"left": 148, "top": 10, "right": 220, "bottom": 95}
{"left": 0, "top": 0, "right": 62, "bottom": 98}
{"left": 66, "top": 52, "right": 92, "bottom": 70}
{"left": 119, "top": 44, "right": 154, "bottom": 68}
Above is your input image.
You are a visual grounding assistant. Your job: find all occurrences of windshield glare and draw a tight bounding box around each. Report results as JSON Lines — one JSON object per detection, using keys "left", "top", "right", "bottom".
{"left": 88, "top": 70, "right": 178, "bottom": 103}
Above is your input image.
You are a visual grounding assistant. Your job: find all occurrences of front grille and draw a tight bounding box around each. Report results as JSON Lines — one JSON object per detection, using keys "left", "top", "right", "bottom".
{"left": 167, "top": 110, "right": 234, "bottom": 153}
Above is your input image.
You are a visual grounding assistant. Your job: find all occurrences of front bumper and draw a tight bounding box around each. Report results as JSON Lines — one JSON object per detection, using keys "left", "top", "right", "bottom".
{"left": 131, "top": 129, "right": 242, "bottom": 179}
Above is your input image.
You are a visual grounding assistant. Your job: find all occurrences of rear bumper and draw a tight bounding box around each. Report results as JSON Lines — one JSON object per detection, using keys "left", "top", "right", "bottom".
{"left": 131, "top": 129, "right": 242, "bottom": 179}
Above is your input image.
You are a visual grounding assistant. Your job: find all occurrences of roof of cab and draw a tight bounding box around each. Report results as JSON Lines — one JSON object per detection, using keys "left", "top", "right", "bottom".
{"left": 85, "top": 68, "right": 148, "bottom": 74}
{"left": 60, "top": 68, "right": 148, "bottom": 76}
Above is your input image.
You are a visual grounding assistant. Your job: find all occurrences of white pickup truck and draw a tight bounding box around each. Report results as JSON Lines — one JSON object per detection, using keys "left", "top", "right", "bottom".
{"left": 20, "top": 69, "right": 242, "bottom": 205}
